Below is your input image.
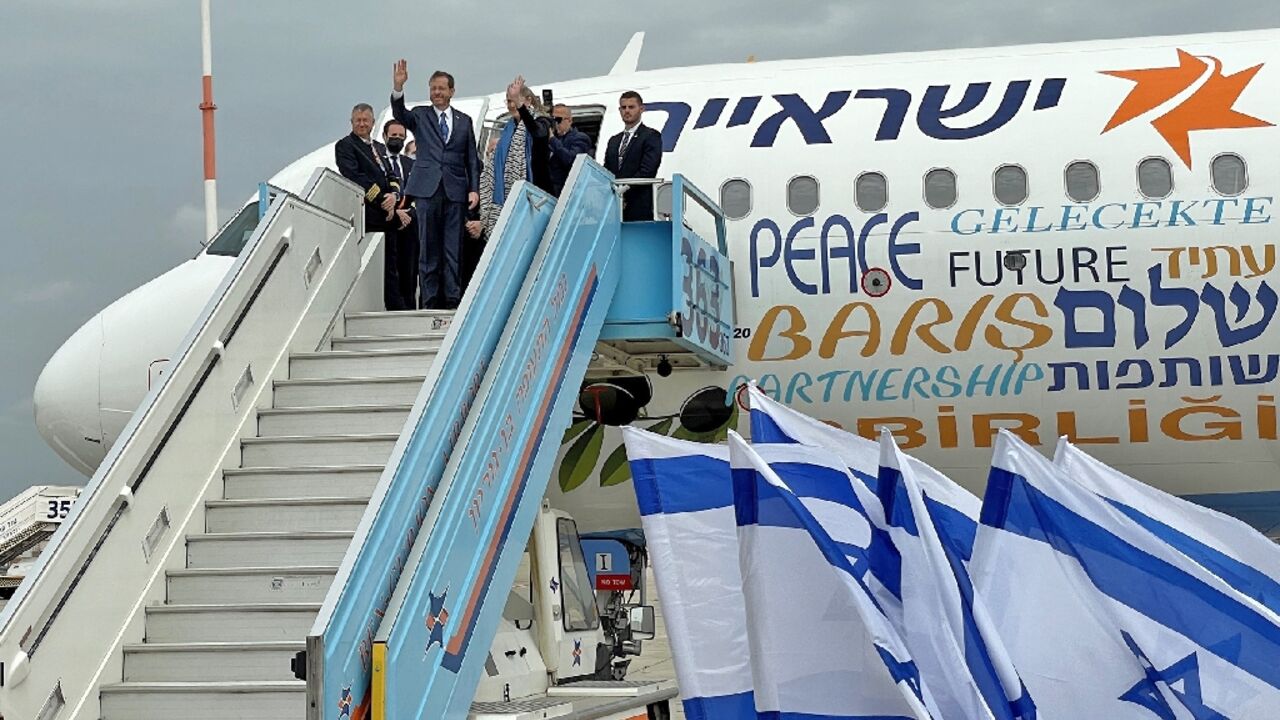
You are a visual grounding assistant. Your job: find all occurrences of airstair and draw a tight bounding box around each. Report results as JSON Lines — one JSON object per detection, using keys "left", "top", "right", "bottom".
{"left": 0, "top": 158, "right": 733, "bottom": 720}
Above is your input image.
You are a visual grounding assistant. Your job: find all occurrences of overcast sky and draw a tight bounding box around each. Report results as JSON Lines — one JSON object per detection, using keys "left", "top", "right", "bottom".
{"left": 1, "top": 1, "right": 1278, "bottom": 503}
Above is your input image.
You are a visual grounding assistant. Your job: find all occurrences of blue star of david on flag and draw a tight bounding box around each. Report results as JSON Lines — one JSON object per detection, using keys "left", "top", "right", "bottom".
{"left": 424, "top": 588, "right": 450, "bottom": 652}
{"left": 1118, "top": 631, "right": 1231, "bottom": 720}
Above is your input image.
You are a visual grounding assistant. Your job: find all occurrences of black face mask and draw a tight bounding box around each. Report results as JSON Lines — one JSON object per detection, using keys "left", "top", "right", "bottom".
{"left": 386, "top": 138, "right": 405, "bottom": 153}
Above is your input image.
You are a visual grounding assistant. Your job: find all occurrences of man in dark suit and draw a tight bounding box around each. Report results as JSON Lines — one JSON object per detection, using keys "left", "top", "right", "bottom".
{"left": 603, "top": 91, "right": 663, "bottom": 221}
{"left": 335, "top": 103, "right": 398, "bottom": 236}
{"left": 376, "top": 119, "right": 418, "bottom": 310}
{"left": 548, "top": 104, "right": 594, "bottom": 197}
{"left": 391, "top": 60, "right": 482, "bottom": 310}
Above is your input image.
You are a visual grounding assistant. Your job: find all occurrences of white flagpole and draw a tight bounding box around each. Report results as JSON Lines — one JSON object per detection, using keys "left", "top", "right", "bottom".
{"left": 199, "top": 0, "right": 218, "bottom": 240}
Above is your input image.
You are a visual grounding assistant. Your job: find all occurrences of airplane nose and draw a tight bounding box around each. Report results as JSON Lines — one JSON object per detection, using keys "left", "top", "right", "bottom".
{"left": 34, "top": 314, "right": 106, "bottom": 476}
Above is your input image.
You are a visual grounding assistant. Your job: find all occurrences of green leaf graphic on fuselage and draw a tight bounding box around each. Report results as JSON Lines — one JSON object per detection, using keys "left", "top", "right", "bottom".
{"left": 600, "top": 442, "right": 632, "bottom": 487}
{"left": 559, "top": 423, "right": 603, "bottom": 492}
{"left": 562, "top": 417, "right": 592, "bottom": 445}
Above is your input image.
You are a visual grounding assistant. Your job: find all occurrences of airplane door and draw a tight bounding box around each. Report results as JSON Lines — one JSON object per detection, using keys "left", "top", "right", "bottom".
{"left": 451, "top": 97, "right": 490, "bottom": 144}
{"left": 479, "top": 103, "right": 606, "bottom": 162}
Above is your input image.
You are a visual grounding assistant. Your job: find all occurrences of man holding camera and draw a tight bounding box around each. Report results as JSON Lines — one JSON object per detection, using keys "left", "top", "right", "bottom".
{"left": 547, "top": 103, "right": 594, "bottom": 197}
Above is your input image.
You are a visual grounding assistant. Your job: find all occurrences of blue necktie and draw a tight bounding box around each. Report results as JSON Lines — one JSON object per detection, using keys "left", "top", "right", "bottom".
{"left": 438, "top": 112, "right": 448, "bottom": 143}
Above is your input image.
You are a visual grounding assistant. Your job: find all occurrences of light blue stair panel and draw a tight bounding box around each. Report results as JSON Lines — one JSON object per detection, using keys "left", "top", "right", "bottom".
{"left": 309, "top": 183, "right": 556, "bottom": 720}
{"left": 378, "top": 159, "right": 625, "bottom": 720}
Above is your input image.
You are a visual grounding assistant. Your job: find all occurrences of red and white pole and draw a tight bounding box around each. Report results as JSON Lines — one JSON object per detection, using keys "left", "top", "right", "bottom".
{"left": 199, "top": 0, "right": 218, "bottom": 240}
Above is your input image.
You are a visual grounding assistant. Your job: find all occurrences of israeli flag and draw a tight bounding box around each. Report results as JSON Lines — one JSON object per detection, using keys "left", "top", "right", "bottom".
{"left": 974, "top": 431, "right": 1280, "bottom": 718}
{"left": 747, "top": 384, "right": 980, "bottom": 563}
{"left": 878, "top": 431, "right": 1036, "bottom": 720}
{"left": 624, "top": 425, "right": 895, "bottom": 718}
{"left": 1055, "top": 440, "right": 1280, "bottom": 615}
{"left": 747, "top": 383, "right": 1029, "bottom": 717}
{"left": 729, "top": 431, "right": 939, "bottom": 719}
{"left": 622, "top": 428, "right": 753, "bottom": 720}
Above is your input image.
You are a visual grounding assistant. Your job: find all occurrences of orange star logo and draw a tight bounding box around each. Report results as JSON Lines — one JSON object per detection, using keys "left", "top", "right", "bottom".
{"left": 1101, "top": 49, "right": 1271, "bottom": 168}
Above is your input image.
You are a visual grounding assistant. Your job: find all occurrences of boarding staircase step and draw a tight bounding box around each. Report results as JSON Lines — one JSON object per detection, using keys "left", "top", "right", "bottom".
{"left": 144, "top": 603, "right": 322, "bottom": 643}
{"left": 288, "top": 349, "right": 436, "bottom": 380}
{"left": 257, "top": 404, "right": 412, "bottom": 436}
{"left": 166, "top": 566, "right": 337, "bottom": 604}
{"left": 122, "top": 641, "right": 305, "bottom": 683}
{"left": 343, "top": 308, "right": 455, "bottom": 336}
{"left": 99, "top": 680, "right": 305, "bottom": 720}
{"left": 240, "top": 433, "right": 398, "bottom": 467}
{"left": 272, "top": 376, "right": 424, "bottom": 408}
{"left": 186, "top": 531, "right": 355, "bottom": 569}
{"left": 222, "top": 464, "right": 384, "bottom": 500}
{"left": 331, "top": 332, "right": 447, "bottom": 352}
{"left": 204, "top": 497, "right": 369, "bottom": 534}
{"left": 109, "top": 311, "right": 456, "bottom": 717}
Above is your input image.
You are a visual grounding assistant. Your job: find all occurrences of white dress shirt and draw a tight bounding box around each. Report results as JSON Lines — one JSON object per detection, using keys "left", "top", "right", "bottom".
{"left": 618, "top": 123, "right": 640, "bottom": 157}
{"left": 391, "top": 90, "right": 452, "bottom": 142}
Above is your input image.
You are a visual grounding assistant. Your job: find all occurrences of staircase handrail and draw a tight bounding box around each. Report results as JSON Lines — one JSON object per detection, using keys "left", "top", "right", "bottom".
{"left": 306, "top": 182, "right": 558, "bottom": 720}
{"left": 372, "top": 157, "right": 625, "bottom": 719}
{"left": 0, "top": 168, "right": 368, "bottom": 719}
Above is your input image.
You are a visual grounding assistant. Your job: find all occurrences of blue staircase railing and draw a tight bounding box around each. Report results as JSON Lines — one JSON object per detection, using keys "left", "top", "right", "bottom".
{"left": 309, "top": 155, "right": 734, "bottom": 720}
{"left": 371, "top": 157, "right": 625, "bottom": 720}
{"left": 305, "top": 182, "right": 557, "bottom": 720}
{"left": 602, "top": 174, "right": 734, "bottom": 367}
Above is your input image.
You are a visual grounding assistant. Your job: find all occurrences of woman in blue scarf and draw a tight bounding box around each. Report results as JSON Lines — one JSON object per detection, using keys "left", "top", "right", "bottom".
{"left": 469, "top": 76, "right": 554, "bottom": 241}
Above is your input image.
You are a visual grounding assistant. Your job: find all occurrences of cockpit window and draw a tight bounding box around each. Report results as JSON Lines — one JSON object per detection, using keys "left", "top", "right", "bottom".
{"left": 204, "top": 204, "right": 263, "bottom": 257}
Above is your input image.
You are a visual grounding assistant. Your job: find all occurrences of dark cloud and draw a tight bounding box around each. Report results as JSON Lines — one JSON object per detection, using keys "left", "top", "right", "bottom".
{"left": 1, "top": 1, "right": 1278, "bottom": 500}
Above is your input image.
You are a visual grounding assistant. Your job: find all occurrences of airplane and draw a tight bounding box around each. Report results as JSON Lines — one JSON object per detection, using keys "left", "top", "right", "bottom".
{"left": 33, "top": 27, "right": 1280, "bottom": 539}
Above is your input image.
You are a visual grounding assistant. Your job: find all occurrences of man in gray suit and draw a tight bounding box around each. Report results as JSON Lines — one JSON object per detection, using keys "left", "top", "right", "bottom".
{"left": 391, "top": 60, "right": 481, "bottom": 310}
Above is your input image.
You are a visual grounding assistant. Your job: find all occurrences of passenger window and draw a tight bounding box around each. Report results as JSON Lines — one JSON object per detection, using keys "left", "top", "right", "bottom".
{"left": 924, "top": 168, "right": 957, "bottom": 209}
{"left": 720, "top": 179, "right": 752, "bottom": 220}
{"left": 1138, "top": 157, "right": 1173, "bottom": 199}
{"left": 787, "top": 175, "right": 820, "bottom": 216}
{"left": 1211, "top": 153, "right": 1248, "bottom": 196}
{"left": 993, "top": 165, "right": 1028, "bottom": 206}
{"left": 1065, "top": 161, "right": 1100, "bottom": 203}
{"left": 855, "top": 172, "right": 888, "bottom": 212}
{"left": 655, "top": 182, "right": 673, "bottom": 217}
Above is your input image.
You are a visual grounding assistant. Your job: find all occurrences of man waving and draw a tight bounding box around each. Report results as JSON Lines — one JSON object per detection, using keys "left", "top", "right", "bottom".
{"left": 391, "top": 59, "right": 481, "bottom": 310}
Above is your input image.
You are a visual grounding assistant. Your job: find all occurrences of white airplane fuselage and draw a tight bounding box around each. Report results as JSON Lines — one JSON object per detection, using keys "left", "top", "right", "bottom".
{"left": 35, "top": 29, "right": 1280, "bottom": 534}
